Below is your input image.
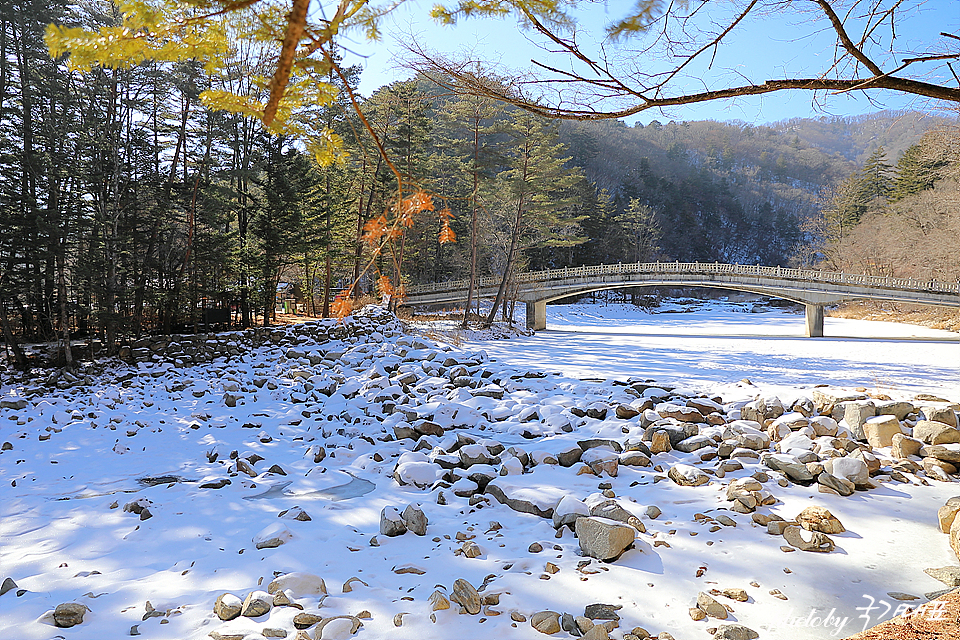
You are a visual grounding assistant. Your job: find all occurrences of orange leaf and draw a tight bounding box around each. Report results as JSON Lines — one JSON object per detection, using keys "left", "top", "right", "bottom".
{"left": 377, "top": 275, "right": 395, "bottom": 296}
{"left": 331, "top": 295, "right": 352, "bottom": 319}
{"left": 439, "top": 218, "right": 456, "bottom": 244}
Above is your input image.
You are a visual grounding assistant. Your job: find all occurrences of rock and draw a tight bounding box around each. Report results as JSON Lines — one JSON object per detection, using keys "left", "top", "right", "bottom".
{"left": 660, "top": 404, "right": 704, "bottom": 423}
{"left": 53, "top": 602, "right": 88, "bottom": 628}
{"left": 254, "top": 522, "right": 293, "bottom": 549}
{"left": 645, "top": 505, "right": 662, "bottom": 519}
{"left": 531, "top": 611, "right": 562, "bottom": 634}
{"left": 690, "top": 607, "right": 706, "bottom": 621}
{"left": 584, "top": 603, "right": 622, "bottom": 619}
{"left": 721, "top": 588, "right": 748, "bottom": 602}
{"left": 923, "top": 406, "right": 959, "bottom": 428}
{"left": 1, "top": 577, "right": 19, "bottom": 596}
{"left": 842, "top": 401, "right": 876, "bottom": 439}
{"left": 675, "top": 435, "right": 715, "bottom": 453}
{"left": 921, "top": 444, "right": 960, "bottom": 464}
{"left": 696, "top": 592, "right": 728, "bottom": 619}
{"left": 576, "top": 516, "right": 636, "bottom": 561}
{"left": 824, "top": 457, "right": 869, "bottom": 487}
{"left": 485, "top": 480, "right": 562, "bottom": 518}
{"left": 924, "top": 566, "right": 960, "bottom": 587}
{"left": 581, "top": 625, "right": 610, "bottom": 640}
{"left": 429, "top": 589, "right": 450, "bottom": 610}
{"left": 401, "top": 504, "right": 428, "bottom": 535}
{"left": 864, "top": 415, "right": 901, "bottom": 448}
{"left": 315, "top": 616, "right": 361, "bottom": 639}
{"left": 891, "top": 433, "right": 923, "bottom": 459}
{"left": 553, "top": 495, "right": 590, "bottom": 529}
{"left": 268, "top": 572, "right": 327, "bottom": 596}
{"left": 616, "top": 404, "right": 641, "bottom": 419}
{"left": 925, "top": 457, "right": 957, "bottom": 480}
{"left": 939, "top": 497, "right": 960, "bottom": 533}
{"left": 796, "top": 506, "right": 845, "bottom": 534}
{"left": 450, "top": 578, "right": 481, "bottom": 614}
{"left": 380, "top": 506, "right": 407, "bottom": 536}
{"left": 915, "top": 420, "right": 960, "bottom": 445}
{"left": 712, "top": 623, "right": 760, "bottom": 640}
{"left": 214, "top": 593, "right": 243, "bottom": 620}
{"left": 668, "top": 464, "right": 709, "bottom": 487}
{"left": 952, "top": 513, "right": 960, "bottom": 563}
{"left": 241, "top": 590, "right": 273, "bottom": 617}
{"left": 620, "top": 451, "right": 652, "bottom": 467}
{"left": 557, "top": 445, "right": 584, "bottom": 467}
{"left": 783, "top": 525, "right": 835, "bottom": 552}
{"left": 816, "top": 472, "right": 854, "bottom": 496}
{"left": 460, "top": 540, "right": 481, "bottom": 558}
{"left": 650, "top": 430, "right": 671, "bottom": 454}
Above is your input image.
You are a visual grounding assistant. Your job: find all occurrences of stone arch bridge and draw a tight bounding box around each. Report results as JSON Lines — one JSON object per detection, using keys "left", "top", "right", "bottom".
{"left": 402, "top": 262, "right": 960, "bottom": 337}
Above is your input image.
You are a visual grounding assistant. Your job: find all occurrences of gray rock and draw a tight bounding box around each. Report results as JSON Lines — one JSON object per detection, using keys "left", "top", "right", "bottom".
{"left": 0, "top": 577, "right": 18, "bottom": 597}
{"left": 575, "top": 516, "right": 636, "bottom": 561}
{"left": 925, "top": 566, "right": 960, "bottom": 587}
{"left": 561, "top": 612, "right": 579, "bottom": 635}
{"left": 450, "top": 578, "right": 481, "bottom": 614}
{"left": 620, "top": 451, "right": 652, "bottom": 467}
{"left": 843, "top": 401, "right": 876, "bottom": 439}
{"left": 53, "top": 602, "right": 89, "bottom": 628}
{"left": 590, "top": 500, "right": 645, "bottom": 532}
{"left": 380, "top": 507, "right": 407, "bottom": 536}
{"left": 485, "top": 482, "right": 555, "bottom": 518}
{"left": 401, "top": 504, "right": 428, "bottom": 535}
{"left": 531, "top": 610, "right": 562, "bottom": 634}
{"left": 553, "top": 495, "right": 590, "bottom": 529}
{"left": 557, "top": 445, "right": 583, "bottom": 467}
{"left": 713, "top": 623, "right": 759, "bottom": 640}
{"left": 824, "top": 457, "right": 869, "bottom": 487}
{"left": 241, "top": 590, "right": 273, "bottom": 618}
{"left": 675, "top": 435, "right": 715, "bottom": 453}
{"left": 923, "top": 406, "right": 959, "bottom": 428}
{"left": 583, "top": 603, "right": 622, "bottom": 620}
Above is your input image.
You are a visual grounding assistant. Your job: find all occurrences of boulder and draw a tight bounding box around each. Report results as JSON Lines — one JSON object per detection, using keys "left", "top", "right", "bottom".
{"left": 952, "top": 516, "right": 960, "bottom": 564}
{"left": 921, "top": 444, "right": 960, "bottom": 465}
{"left": 619, "top": 451, "right": 651, "bottom": 467}
{"left": 531, "top": 611, "right": 562, "bottom": 635}
{"left": 796, "top": 506, "right": 845, "bottom": 534}
{"left": 450, "top": 578, "right": 481, "bottom": 614}
{"left": 268, "top": 572, "right": 327, "bottom": 597}
{"left": 401, "top": 504, "right": 428, "bottom": 535}
{"left": 891, "top": 433, "right": 923, "bottom": 459}
{"left": 816, "top": 472, "right": 854, "bottom": 496}
{"left": 922, "top": 406, "right": 959, "bottom": 429}
{"left": 713, "top": 624, "right": 760, "bottom": 640}
{"left": 783, "top": 525, "right": 835, "bottom": 552}
{"left": 254, "top": 522, "right": 293, "bottom": 549}
{"left": 575, "top": 516, "right": 636, "bottom": 561}
{"left": 485, "top": 480, "right": 563, "bottom": 518}
{"left": 875, "top": 400, "right": 915, "bottom": 421}
{"left": 380, "top": 507, "right": 407, "bottom": 536}
{"left": 214, "top": 593, "right": 243, "bottom": 620}
{"left": 668, "top": 464, "right": 709, "bottom": 487}
{"left": 914, "top": 420, "right": 960, "bottom": 445}
{"left": 553, "top": 495, "right": 590, "bottom": 529}
{"left": 864, "top": 415, "right": 901, "bottom": 448}
{"left": 924, "top": 566, "right": 960, "bottom": 587}
{"left": 843, "top": 401, "right": 876, "bottom": 440}
{"left": 939, "top": 497, "right": 960, "bottom": 533}
{"left": 241, "top": 590, "right": 273, "bottom": 618}
{"left": 53, "top": 602, "right": 88, "bottom": 628}
{"left": 696, "top": 592, "right": 728, "bottom": 619}
{"left": 650, "top": 430, "right": 671, "bottom": 454}
{"left": 824, "top": 457, "right": 869, "bottom": 488}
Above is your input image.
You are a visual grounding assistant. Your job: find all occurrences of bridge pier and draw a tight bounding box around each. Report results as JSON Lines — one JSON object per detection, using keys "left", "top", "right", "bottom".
{"left": 526, "top": 301, "right": 546, "bottom": 331}
{"left": 805, "top": 304, "right": 824, "bottom": 338}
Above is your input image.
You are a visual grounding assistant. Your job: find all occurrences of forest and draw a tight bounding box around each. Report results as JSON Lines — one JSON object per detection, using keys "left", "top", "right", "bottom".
{"left": 1, "top": 1, "right": 957, "bottom": 364}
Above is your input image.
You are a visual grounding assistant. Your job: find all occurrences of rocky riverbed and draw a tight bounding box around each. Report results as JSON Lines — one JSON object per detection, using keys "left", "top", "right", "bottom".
{"left": 1, "top": 306, "right": 959, "bottom": 640}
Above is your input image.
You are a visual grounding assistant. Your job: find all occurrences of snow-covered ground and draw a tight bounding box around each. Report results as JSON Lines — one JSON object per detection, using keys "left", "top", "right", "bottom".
{"left": 475, "top": 299, "right": 960, "bottom": 400}
{"left": 1, "top": 301, "right": 959, "bottom": 640}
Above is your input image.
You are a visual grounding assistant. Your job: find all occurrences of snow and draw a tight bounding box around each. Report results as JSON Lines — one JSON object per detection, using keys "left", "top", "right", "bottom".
{"left": 0, "top": 300, "right": 958, "bottom": 640}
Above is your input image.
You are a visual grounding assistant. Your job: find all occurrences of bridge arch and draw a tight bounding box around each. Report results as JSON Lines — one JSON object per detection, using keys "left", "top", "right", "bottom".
{"left": 403, "top": 262, "right": 960, "bottom": 337}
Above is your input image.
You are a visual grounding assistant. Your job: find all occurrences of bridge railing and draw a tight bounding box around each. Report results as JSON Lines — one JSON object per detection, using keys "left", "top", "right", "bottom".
{"left": 405, "top": 262, "right": 960, "bottom": 296}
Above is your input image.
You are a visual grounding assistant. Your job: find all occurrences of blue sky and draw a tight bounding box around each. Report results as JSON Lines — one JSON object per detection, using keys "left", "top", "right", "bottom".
{"left": 336, "top": 0, "right": 960, "bottom": 125}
